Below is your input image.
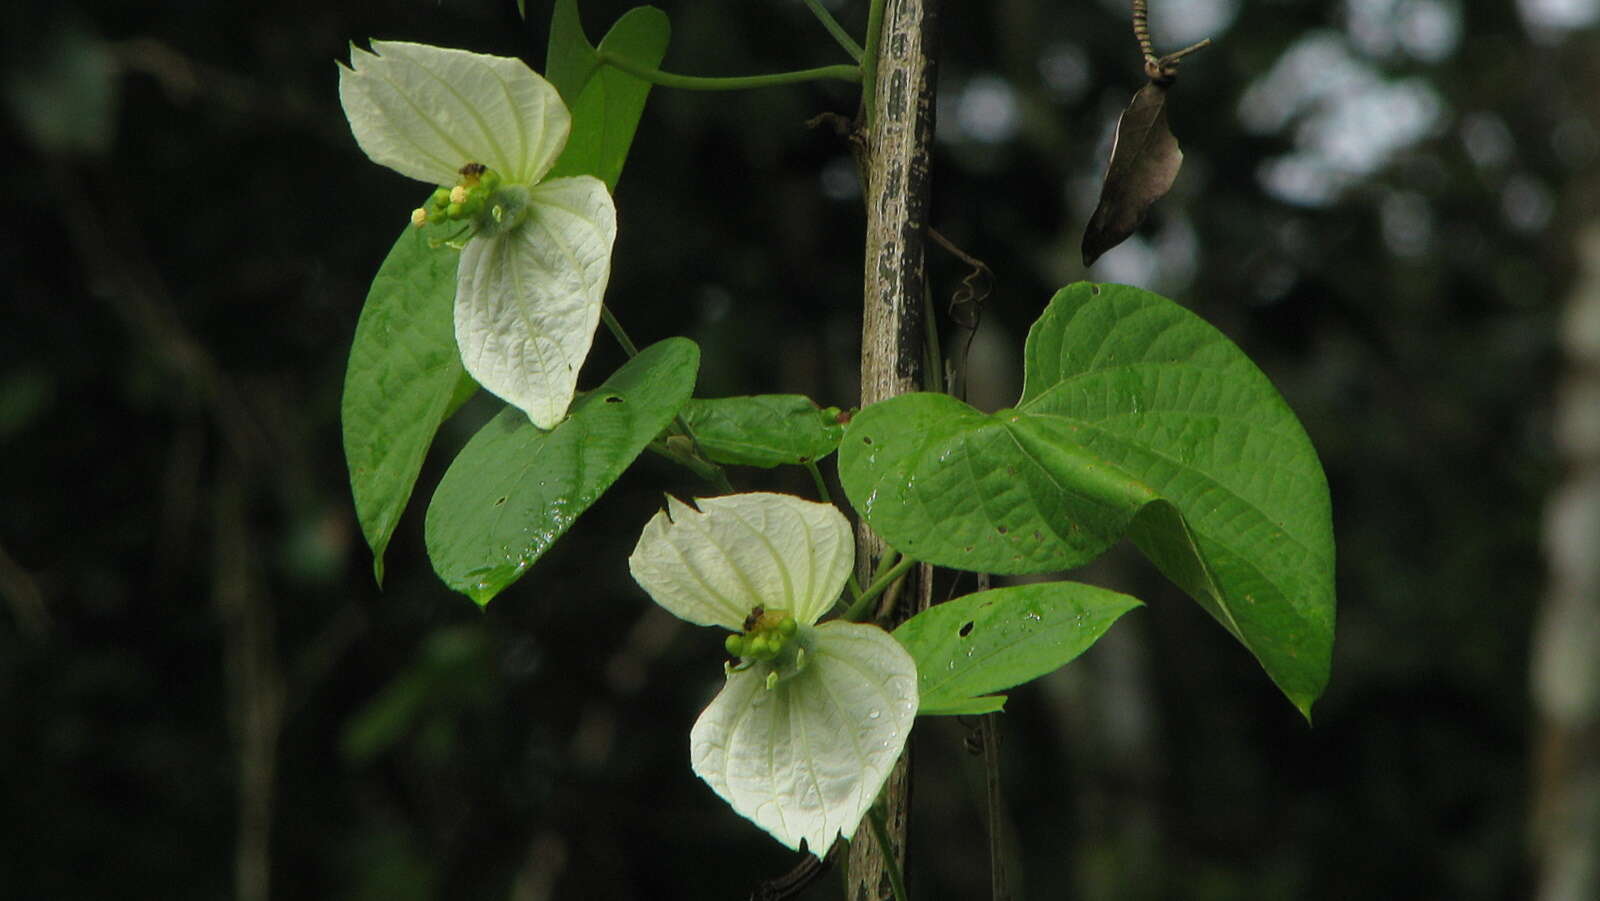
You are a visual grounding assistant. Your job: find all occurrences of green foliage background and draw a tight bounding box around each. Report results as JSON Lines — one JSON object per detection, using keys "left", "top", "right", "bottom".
{"left": 2, "top": 0, "right": 1583, "bottom": 897}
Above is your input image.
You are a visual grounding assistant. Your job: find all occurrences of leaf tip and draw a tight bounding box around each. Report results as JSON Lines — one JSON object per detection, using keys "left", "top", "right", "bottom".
{"left": 1293, "top": 694, "right": 1318, "bottom": 726}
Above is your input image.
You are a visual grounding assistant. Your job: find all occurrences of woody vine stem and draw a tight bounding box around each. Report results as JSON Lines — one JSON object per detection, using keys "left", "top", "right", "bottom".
{"left": 1132, "top": 0, "right": 1212, "bottom": 78}
{"left": 848, "top": 0, "right": 941, "bottom": 898}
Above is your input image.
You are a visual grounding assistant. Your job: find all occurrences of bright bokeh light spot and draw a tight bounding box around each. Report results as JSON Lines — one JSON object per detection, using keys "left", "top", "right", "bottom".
{"left": 1518, "top": 0, "right": 1600, "bottom": 36}
{"left": 1081, "top": 217, "right": 1198, "bottom": 294}
{"left": 1460, "top": 112, "right": 1515, "bottom": 169}
{"left": 1381, "top": 190, "right": 1433, "bottom": 257}
{"left": 1347, "top": 0, "right": 1462, "bottom": 61}
{"left": 1258, "top": 155, "right": 1345, "bottom": 207}
{"left": 953, "top": 75, "right": 1020, "bottom": 144}
{"left": 819, "top": 156, "right": 860, "bottom": 201}
{"left": 1502, "top": 173, "right": 1553, "bottom": 233}
{"left": 1091, "top": 233, "right": 1157, "bottom": 286}
{"left": 1129, "top": 0, "right": 1242, "bottom": 46}
{"left": 1152, "top": 216, "right": 1199, "bottom": 291}
{"left": 1240, "top": 33, "right": 1445, "bottom": 207}
{"left": 1298, "top": 78, "right": 1443, "bottom": 173}
{"left": 1238, "top": 33, "right": 1370, "bottom": 135}
{"left": 1039, "top": 43, "right": 1089, "bottom": 104}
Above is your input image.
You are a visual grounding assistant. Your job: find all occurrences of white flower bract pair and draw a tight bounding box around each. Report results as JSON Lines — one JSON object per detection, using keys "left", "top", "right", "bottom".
{"left": 629, "top": 493, "right": 918, "bottom": 855}
{"left": 339, "top": 41, "right": 616, "bottom": 430}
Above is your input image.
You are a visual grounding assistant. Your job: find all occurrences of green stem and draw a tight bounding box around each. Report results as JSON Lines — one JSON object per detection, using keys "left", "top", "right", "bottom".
{"left": 805, "top": 460, "right": 833, "bottom": 504}
{"left": 646, "top": 439, "right": 732, "bottom": 491}
{"left": 665, "top": 395, "right": 732, "bottom": 491}
{"left": 803, "top": 0, "right": 864, "bottom": 61}
{"left": 867, "top": 806, "right": 911, "bottom": 901}
{"left": 860, "top": 0, "right": 888, "bottom": 127}
{"left": 597, "top": 52, "right": 859, "bottom": 91}
{"left": 844, "top": 552, "right": 912, "bottom": 622}
{"left": 672, "top": 426, "right": 733, "bottom": 492}
{"left": 601, "top": 305, "right": 638, "bottom": 358}
{"left": 606, "top": 307, "right": 731, "bottom": 491}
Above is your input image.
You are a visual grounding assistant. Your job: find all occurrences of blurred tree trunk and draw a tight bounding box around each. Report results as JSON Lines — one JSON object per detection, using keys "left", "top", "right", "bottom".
{"left": 214, "top": 465, "right": 283, "bottom": 901}
{"left": 1531, "top": 222, "right": 1600, "bottom": 901}
{"left": 1040, "top": 594, "right": 1164, "bottom": 899}
{"left": 850, "top": 0, "right": 940, "bottom": 898}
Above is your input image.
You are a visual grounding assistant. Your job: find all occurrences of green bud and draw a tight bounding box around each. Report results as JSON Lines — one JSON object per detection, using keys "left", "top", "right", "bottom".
{"left": 431, "top": 187, "right": 452, "bottom": 208}
{"left": 724, "top": 633, "right": 745, "bottom": 658}
{"left": 747, "top": 634, "right": 772, "bottom": 659}
{"left": 778, "top": 616, "right": 798, "bottom": 638}
{"left": 447, "top": 201, "right": 466, "bottom": 219}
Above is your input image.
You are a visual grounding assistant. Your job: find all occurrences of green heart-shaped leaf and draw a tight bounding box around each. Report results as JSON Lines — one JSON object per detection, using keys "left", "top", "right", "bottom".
{"left": 547, "top": 6, "right": 670, "bottom": 191}
{"left": 893, "top": 582, "right": 1142, "bottom": 716}
{"left": 425, "top": 338, "right": 699, "bottom": 605}
{"left": 841, "top": 282, "right": 1334, "bottom": 716}
{"left": 680, "top": 395, "right": 844, "bottom": 468}
{"left": 545, "top": 0, "right": 600, "bottom": 104}
{"left": 342, "top": 221, "right": 473, "bottom": 585}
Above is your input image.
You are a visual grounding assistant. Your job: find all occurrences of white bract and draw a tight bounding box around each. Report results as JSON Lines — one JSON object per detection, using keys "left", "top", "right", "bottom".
{"left": 339, "top": 41, "right": 616, "bottom": 430}
{"left": 628, "top": 492, "right": 918, "bottom": 855}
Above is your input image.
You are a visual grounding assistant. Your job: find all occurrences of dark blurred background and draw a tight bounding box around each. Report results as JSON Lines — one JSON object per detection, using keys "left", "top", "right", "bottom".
{"left": 4, "top": 0, "right": 1597, "bottom": 898}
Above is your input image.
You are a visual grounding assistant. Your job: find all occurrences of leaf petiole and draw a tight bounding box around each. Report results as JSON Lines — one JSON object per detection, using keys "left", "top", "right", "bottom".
{"left": 596, "top": 51, "right": 859, "bottom": 91}
{"left": 859, "top": 0, "right": 888, "bottom": 127}
{"left": 844, "top": 552, "right": 914, "bottom": 622}
{"left": 802, "top": 0, "right": 864, "bottom": 62}
{"left": 806, "top": 460, "right": 834, "bottom": 505}
{"left": 603, "top": 304, "right": 732, "bottom": 491}
{"left": 601, "top": 305, "right": 639, "bottom": 358}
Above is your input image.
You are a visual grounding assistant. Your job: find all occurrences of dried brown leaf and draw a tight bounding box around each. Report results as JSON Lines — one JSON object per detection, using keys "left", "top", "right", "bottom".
{"left": 1081, "top": 80, "right": 1183, "bottom": 266}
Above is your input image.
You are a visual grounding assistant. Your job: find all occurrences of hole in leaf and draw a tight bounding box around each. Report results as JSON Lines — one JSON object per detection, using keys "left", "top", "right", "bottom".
{"left": 797, "top": 456, "right": 811, "bottom": 463}
{"left": 604, "top": 395, "right": 624, "bottom": 404}
{"left": 958, "top": 621, "right": 975, "bottom": 638}
{"left": 996, "top": 525, "right": 1009, "bottom": 535}
{"left": 493, "top": 496, "right": 507, "bottom": 506}
{"left": 862, "top": 436, "right": 874, "bottom": 445}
